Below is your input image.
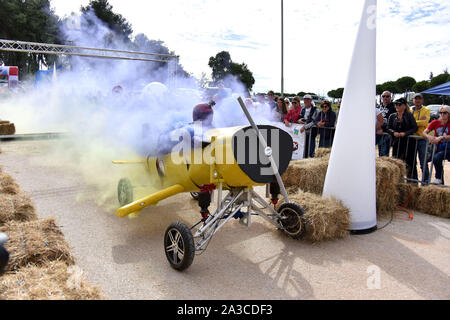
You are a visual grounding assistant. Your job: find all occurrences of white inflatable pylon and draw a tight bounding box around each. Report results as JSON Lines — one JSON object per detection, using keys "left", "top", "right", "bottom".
{"left": 322, "top": 0, "right": 378, "bottom": 233}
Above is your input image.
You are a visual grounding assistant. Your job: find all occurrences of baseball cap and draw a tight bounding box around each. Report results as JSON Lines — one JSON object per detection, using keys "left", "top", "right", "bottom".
{"left": 394, "top": 98, "right": 407, "bottom": 105}
{"left": 303, "top": 94, "right": 313, "bottom": 100}
{"left": 413, "top": 93, "right": 423, "bottom": 99}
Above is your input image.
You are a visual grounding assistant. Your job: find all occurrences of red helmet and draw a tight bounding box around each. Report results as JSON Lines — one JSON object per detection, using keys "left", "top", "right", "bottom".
{"left": 112, "top": 85, "right": 123, "bottom": 94}
{"left": 193, "top": 103, "right": 213, "bottom": 121}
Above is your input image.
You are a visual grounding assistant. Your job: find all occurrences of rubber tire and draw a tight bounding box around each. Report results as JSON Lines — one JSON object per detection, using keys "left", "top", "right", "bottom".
{"left": 277, "top": 202, "right": 306, "bottom": 239}
{"left": 164, "top": 222, "right": 195, "bottom": 271}
{"left": 190, "top": 192, "right": 200, "bottom": 201}
{"left": 0, "top": 246, "right": 9, "bottom": 275}
{"left": 118, "top": 178, "right": 133, "bottom": 207}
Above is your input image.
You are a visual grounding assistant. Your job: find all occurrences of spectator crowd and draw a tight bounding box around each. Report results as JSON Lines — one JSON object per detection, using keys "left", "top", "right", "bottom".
{"left": 239, "top": 89, "right": 449, "bottom": 185}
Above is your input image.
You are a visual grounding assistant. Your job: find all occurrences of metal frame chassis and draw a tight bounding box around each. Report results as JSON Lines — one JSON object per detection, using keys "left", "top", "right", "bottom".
{"left": 192, "top": 184, "right": 284, "bottom": 252}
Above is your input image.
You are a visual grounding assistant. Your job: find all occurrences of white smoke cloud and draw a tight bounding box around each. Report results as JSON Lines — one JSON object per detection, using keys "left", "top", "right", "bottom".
{"left": 0, "top": 9, "right": 273, "bottom": 212}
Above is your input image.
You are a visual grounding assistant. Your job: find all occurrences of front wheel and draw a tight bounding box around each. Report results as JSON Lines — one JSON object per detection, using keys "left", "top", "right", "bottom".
{"left": 277, "top": 202, "right": 306, "bottom": 239}
{"left": 164, "top": 222, "right": 195, "bottom": 271}
{"left": 118, "top": 178, "right": 133, "bottom": 207}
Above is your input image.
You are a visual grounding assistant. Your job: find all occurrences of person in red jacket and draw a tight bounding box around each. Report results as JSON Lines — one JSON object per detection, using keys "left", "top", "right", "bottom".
{"left": 422, "top": 105, "right": 450, "bottom": 184}
{"left": 283, "top": 96, "right": 302, "bottom": 127}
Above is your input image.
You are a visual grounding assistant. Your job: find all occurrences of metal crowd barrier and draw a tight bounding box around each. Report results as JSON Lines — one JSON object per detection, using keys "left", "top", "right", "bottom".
{"left": 301, "top": 127, "right": 449, "bottom": 187}
{"left": 303, "top": 126, "right": 335, "bottom": 158}
{"left": 383, "top": 133, "right": 448, "bottom": 187}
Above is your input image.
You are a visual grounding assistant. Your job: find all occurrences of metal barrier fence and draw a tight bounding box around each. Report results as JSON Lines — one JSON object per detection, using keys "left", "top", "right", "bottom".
{"left": 302, "top": 126, "right": 335, "bottom": 158}
{"left": 301, "top": 126, "right": 449, "bottom": 187}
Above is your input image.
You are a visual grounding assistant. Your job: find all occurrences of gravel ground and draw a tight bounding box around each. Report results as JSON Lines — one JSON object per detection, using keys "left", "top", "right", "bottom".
{"left": 0, "top": 139, "right": 449, "bottom": 300}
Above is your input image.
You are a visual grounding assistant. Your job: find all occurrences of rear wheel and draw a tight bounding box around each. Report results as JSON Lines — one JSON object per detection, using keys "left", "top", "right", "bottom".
{"left": 277, "top": 202, "right": 306, "bottom": 239}
{"left": 118, "top": 178, "right": 133, "bottom": 207}
{"left": 164, "top": 222, "right": 195, "bottom": 271}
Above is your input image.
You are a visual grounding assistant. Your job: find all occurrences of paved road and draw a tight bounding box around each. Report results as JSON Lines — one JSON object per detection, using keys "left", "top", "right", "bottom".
{"left": 1, "top": 139, "right": 449, "bottom": 299}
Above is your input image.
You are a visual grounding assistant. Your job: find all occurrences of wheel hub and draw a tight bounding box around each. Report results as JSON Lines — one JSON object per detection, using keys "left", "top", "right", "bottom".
{"left": 166, "top": 229, "right": 184, "bottom": 264}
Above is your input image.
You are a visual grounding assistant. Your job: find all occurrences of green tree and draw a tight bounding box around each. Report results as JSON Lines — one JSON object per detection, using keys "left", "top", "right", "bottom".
{"left": 0, "top": 0, "right": 62, "bottom": 74}
{"left": 208, "top": 51, "right": 232, "bottom": 81}
{"left": 430, "top": 73, "right": 449, "bottom": 88}
{"left": 229, "top": 62, "right": 255, "bottom": 91}
{"left": 376, "top": 84, "right": 384, "bottom": 96}
{"left": 81, "top": 0, "right": 132, "bottom": 43}
{"left": 412, "top": 80, "right": 431, "bottom": 93}
{"left": 335, "top": 88, "right": 344, "bottom": 99}
{"left": 208, "top": 51, "right": 255, "bottom": 91}
{"left": 381, "top": 81, "right": 399, "bottom": 94}
{"left": 327, "top": 90, "right": 337, "bottom": 99}
{"left": 395, "top": 76, "right": 416, "bottom": 93}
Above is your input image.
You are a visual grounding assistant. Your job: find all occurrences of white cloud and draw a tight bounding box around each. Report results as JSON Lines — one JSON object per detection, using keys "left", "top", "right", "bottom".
{"left": 51, "top": 0, "right": 449, "bottom": 95}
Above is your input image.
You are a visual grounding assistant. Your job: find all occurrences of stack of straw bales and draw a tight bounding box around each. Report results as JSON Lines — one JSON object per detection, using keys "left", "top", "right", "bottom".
{"left": 281, "top": 190, "right": 350, "bottom": 242}
{"left": 0, "top": 169, "right": 37, "bottom": 225}
{"left": 281, "top": 157, "right": 329, "bottom": 195}
{"left": 375, "top": 157, "right": 402, "bottom": 216}
{"left": 0, "top": 121, "right": 15, "bottom": 135}
{"left": 315, "top": 148, "right": 331, "bottom": 159}
{"left": 0, "top": 219, "right": 75, "bottom": 271}
{"left": 0, "top": 261, "right": 104, "bottom": 300}
{"left": 0, "top": 168, "right": 105, "bottom": 300}
{"left": 397, "top": 183, "right": 450, "bottom": 218}
{"left": 282, "top": 153, "right": 449, "bottom": 219}
{"left": 282, "top": 155, "right": 405, "bottom": 217}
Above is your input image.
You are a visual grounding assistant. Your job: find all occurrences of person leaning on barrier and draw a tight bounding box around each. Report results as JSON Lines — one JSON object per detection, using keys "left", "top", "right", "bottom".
{"left": 377, "top": 91, "right": 397, "bottom": 156}
{"left": 314, "top": 100, "right": 336, "bottom": 148}
{"left": 273, "top": 96, "right": 288, "bottom": 122}
{"left": 387, "top": 98, "right": 418, "bottom": 180}
{"left": 283, "top": 96, "right": 302, "bottom": 127}
{"left": 267, "top": 90, "right": 276, "bottom": 110}
{"left": 410, "top": 93, "right": 431, "bottom": 183}
{"left": 422, "top": 105, "right": 450, "bottom": 185}
{"left": 299, "top": 94, "right": 320, "bottom": 158}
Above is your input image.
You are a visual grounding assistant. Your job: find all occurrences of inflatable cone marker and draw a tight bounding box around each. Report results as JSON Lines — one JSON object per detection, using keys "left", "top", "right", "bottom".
{"left": 322, "top": 0, "right": 377, "bottom": 233}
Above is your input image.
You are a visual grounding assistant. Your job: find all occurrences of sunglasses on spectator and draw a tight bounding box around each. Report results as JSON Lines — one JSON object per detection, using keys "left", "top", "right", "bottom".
{"left": 292, "top": 101, "right": 298, "bottom": 105}
{"left": 322, "top": 105, "right": 330, "bottom": 108}
{"left": 439, "top": 112, "right": 448, "bottom": 115}
{"left": 382, "top": 95, "right": 390, "bottom": 98}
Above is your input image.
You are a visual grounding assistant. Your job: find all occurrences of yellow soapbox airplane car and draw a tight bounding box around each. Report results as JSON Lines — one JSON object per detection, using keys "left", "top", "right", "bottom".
{"left": 113, "top": 97, "right": 307, "bottom": 271}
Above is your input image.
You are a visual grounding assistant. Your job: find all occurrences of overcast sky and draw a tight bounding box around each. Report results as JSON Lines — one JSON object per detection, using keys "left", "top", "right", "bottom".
{"left": 51, "top": 0, "right": 450, "bottom": 95}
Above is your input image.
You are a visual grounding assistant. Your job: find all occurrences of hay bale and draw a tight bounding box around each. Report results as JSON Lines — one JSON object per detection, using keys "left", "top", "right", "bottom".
{"left": 0, "top": 121, "right": 10, "bottom": 125}
{"left": 315, "top": 148, "right": 332, "bottom": 159}
{"left": 0, "top": 123, "right": 15, "bottom": 135}
{"left": 415, "top": 186, "right": 450, "bottom": 218}
{"left": 281, "top": 157, "right": 329, "bottom": 195}
{"left": 378, "top": 156, "right": 406, "bottom": 183}
{"left": 0, "top": 192, "right": 37, "bottom": 225}
{"left": 283, "top": 156, "right": 409, "bottom": 217}
{"left": 397, "top": 183, "right": 421, "bottom": 209}
{"left": 0, "top": 219, "right": 75, "bottom": 271}
{"left": 282, "top": 190, "right": 350, "bottom": 242}
{"left": 0, "top": 172, "right": 20, "bottom": 195}
{"left": 0, "top": 261, "right": 105, "bottom": 300}
{"left": 375, "top": 158, "right": 400, "bottom": 216}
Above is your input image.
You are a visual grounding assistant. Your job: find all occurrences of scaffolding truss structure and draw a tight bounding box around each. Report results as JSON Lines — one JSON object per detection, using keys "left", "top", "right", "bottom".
{"left": 0, "top": 39, "right": 178, "bottom": 63}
